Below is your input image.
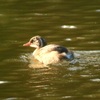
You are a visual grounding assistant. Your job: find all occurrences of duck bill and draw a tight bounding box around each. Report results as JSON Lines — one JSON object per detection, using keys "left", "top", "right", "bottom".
{"left": 23, "top": 42, "right": 31, "bottom": 46}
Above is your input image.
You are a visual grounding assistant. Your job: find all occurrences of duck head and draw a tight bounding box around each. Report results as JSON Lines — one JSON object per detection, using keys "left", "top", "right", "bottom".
{"left": 23, "top": 36, "right": 47, "bottom": 48}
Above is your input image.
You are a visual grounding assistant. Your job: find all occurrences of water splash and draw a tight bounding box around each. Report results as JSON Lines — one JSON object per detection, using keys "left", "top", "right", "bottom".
{"left": 20, "top": 50, "right": 100, "bottom": 68}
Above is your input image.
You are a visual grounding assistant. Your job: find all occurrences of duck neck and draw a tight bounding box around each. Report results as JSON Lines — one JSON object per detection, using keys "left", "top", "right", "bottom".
{"left": 32, "top": 48, "right": 40, "bottom": 56}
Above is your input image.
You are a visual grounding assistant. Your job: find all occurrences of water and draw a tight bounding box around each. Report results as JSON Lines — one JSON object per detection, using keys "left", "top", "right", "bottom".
{"left": 0, "top": 0, "right": 100, "bottom": 100}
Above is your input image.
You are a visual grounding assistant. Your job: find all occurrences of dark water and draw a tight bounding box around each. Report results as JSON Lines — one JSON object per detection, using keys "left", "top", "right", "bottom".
{"left": 0, "top": 0, "right": 100, "bottom": 100}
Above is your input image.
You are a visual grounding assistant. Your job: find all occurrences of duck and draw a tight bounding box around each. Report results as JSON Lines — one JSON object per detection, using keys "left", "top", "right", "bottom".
{"left": 23, "top": 35, "right": 74, "bottom": 65}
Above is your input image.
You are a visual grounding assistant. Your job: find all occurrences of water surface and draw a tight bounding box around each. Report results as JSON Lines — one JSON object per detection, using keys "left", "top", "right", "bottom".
{"left": 0, "top": 0, "right": 100, "bottom": 100}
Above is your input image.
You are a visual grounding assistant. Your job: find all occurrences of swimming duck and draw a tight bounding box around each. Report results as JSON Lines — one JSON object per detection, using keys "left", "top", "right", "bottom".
{"left": 23, "top": 35, "right": 74, "bottom": 65}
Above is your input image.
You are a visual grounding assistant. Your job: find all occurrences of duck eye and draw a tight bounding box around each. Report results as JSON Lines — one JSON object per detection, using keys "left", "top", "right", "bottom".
{"left": 30, "top": 39, "right": 34, "bottom": 43}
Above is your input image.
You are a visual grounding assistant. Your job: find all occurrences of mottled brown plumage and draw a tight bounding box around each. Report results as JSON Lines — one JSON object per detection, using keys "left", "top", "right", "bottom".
{"left": 23, "top": 36, "right": 74, "bottom": 65}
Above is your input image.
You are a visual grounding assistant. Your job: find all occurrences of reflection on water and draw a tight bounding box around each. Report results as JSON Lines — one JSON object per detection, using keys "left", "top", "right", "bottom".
{"left": 0, "top": 0, "right": 100, "bottom": 100}
{"left": 0, "top": 50, "right": 100, "bottom": 99}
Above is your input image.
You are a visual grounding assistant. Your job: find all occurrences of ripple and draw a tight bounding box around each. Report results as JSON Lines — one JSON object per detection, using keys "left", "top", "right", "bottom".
{"left": 4, "top": 97, "right": 23, "bottom": 100}
{"left": 0, "top": 14, "right": 4, "bottom": 16}
{"left": 34, "top": 13, "right": 48, "bottom": 16}
{"left": 62, "top": 96, "right": 73, "bottom": 99}
{"left": 75, "top": 51, "right": 100, "bottom": 64}
{"left": 61, "top": 25, "right": 77, "bottom": 29}
{"left": 80, "top": 74, "right": 97, "bottom": 78}
{"left": 96, "top": 9, "right": 100, "bottom": 12}
{"left": 19, "top": 54, "right": 30, "bottom": 62}
{"left": 0, "top": 81, "right": 8, "bottom": 84}
{"left": 68, "top": 66, "right": 85, "bottom": 71}
{"left": 65, "top": 38, "right": 72, "bottom": 41}
{"left": 90, "top": 78, "right": 100, "bottom": 82}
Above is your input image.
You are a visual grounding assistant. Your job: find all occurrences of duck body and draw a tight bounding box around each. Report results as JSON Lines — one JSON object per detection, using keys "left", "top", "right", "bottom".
{"left": 23, "top": 36, "right": 74, "bottom": 65}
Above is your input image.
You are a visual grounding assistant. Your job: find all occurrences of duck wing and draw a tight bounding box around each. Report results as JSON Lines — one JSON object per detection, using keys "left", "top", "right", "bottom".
{"left": 40, "top": 44, "right": 68, "bottom": 54}
{"left": 40, "top": 44, "right": 74, "bottom": 60}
